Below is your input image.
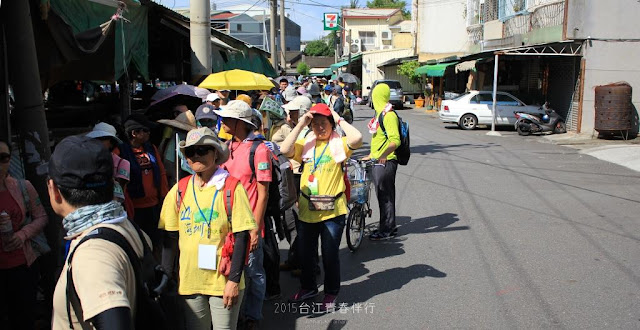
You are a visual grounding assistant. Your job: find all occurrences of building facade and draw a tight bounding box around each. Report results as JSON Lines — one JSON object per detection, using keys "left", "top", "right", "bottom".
{"left": 255, "top": 15, "right": 302, "bottom": 52}
{"left": 462, "top": 0, "right": 640, "bottom": 136}
{"left": 341, "top": 8, "right": 404, "bottom": 55}
{"left": 211, "top": 12, "right": 266, "bottom": 50}
{"left": 417, "top": 0, "right": 469, "bottom": 61}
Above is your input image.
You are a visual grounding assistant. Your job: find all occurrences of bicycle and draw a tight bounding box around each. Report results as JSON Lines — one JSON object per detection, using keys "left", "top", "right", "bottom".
{"left": 345, "top": 158, "right": 375, "bottom": 251}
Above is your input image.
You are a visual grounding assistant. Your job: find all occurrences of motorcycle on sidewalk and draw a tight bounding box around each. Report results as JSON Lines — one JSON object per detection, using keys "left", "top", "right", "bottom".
{"left": 514, "top": 104, "right": 566, "bottom": 136}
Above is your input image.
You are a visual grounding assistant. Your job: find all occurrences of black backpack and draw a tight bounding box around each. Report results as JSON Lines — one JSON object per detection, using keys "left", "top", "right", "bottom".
{"left": 249, "top": 140, "right": 297, "bottom": 213}
{"left": 66, "top": 222, "right": 169, "bottom": 330}
{"left": 378, "top": 110, "right": 410, "bottom": 165}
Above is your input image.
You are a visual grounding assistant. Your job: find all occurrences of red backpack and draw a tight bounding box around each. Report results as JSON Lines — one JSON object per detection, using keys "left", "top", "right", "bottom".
{"left": 175, "top": 175, "right": 249, "bottom": 273}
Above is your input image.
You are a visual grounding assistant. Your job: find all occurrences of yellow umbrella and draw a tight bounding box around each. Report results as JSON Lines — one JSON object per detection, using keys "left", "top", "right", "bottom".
{"left": 199, "top": 69, "right": 276, "bottom": 91}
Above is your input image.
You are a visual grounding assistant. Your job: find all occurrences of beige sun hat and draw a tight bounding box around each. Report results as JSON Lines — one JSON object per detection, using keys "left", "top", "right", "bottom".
{"left": 157, "top": 110, "right": 197, "bottom": 132}
{"left": 213, "top": 100, "right": 257, "bottom": 128}
{"left": 179, "top": 127, "right": 229, "bottom": 165}
{"left": 282, "top": 95, "right": 312, "bottom": 115}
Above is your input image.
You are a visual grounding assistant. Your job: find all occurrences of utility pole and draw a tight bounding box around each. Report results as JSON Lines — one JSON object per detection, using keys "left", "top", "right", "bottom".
{"left": 346, "top": 30, "right": 352, "bottom": 73}
{"left": 270, "top": 0, "right": 278, "bottom": 72}
{"left": 4, "top": 0, "right": 51, "bottom": 187}
{"left": 190, "top": 0, "right": 212, "bottom": 81}
{"left": 279, "top": 0, "right": 286, "bottom": 74}
{"left": 412, "top": 0, "right": 419, "bottom": 55}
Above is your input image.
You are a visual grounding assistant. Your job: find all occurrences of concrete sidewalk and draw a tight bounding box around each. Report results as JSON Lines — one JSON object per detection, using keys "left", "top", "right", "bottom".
{"left": 406, "top": 103, "right": 640, "bottom": 173}
{"left": 543, "top": 132, "right": 640, "bottom": 172}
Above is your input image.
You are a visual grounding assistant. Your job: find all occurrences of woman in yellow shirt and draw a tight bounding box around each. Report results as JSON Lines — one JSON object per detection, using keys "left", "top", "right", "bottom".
{"left": 158, "top": 127, "right": 257, "bottom": 330}
{"left": 280, "top": 103, "right": 363, "bottom": 312}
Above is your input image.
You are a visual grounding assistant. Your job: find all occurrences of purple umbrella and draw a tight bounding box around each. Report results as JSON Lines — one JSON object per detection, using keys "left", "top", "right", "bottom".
{"left": 150, "top": 84, "right": 210, "bottom": 105}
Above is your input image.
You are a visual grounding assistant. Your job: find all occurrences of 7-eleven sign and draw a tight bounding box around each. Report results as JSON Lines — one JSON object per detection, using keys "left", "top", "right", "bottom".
{"left": 324, "top": 13, "right": 339, "bottom": 31}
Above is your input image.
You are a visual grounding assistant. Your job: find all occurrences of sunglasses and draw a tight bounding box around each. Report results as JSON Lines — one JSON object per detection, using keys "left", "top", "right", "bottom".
{"left": 184, "top": 146, "right": 214, "bottom": 158}
{"left": 135, "top": 128, "right": 150, "bottom": 133}
{"left": 0, "top": 153, "right": 10, "bottom": 164}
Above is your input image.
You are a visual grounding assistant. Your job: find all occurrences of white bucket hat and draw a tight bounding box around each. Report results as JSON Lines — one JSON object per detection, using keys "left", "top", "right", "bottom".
{"left": 213, "top": 100, "right": 257, "bottom": 128}
{"left": 282, "top": 96, "right": 312, "bottom": 115}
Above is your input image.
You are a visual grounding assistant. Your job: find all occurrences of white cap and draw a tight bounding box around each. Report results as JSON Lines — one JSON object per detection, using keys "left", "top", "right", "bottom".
{"left": 205, "top": 93, "right": 220, "bottom": 102}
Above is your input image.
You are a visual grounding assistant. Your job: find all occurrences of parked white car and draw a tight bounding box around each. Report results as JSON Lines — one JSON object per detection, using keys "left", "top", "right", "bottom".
{"left": 439, "top": 91, "right": 543, "bottom": 130}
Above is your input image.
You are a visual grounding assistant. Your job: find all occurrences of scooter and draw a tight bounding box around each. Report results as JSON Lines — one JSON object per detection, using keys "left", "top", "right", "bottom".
{"left": 514, "top": 105, "right": 566, "bottom": 136}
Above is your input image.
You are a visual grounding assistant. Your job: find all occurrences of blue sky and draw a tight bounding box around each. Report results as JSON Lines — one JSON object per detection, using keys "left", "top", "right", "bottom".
{"left": 159, "top": 0, "right": 408, "bottom": 41}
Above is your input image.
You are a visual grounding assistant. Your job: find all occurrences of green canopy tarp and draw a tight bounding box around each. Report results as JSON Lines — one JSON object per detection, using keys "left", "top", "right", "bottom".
{"left": 415, "top": 62, "right": 456, "bottom": 77}
{"left": 310, "top": 68, "right": 332, "bottom": 76}
{"left": 50, "top": 0, "right": 148, "bottom": 81}
{"left": 330, "top": 60, "right": 349, "bottom": 70}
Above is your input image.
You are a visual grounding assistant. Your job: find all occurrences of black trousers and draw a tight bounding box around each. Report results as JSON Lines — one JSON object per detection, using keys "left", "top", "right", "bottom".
{"left": 372, "top": 160, "right": 398, "bottom": 233}
{"left": 0, "top": 262, "right": 39, "bottom": 330}
{"left": 263, "top": 212, "right": 281, "bottom": 296}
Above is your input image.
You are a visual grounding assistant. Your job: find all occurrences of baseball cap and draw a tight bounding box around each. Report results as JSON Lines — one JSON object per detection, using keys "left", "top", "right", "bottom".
{"left": 324, "top": 85, "right": 332, "bottom": 91}
{"left": 205, "top": 93, "right": 220, "bottom": 102}
{"left": 47, "top": 135, "right": 113, "bottom": 189}
{"left": 309, "top": 103, "right": 332, "bottom": 117}
{"left": 195, "top": 104, "right": 217, "bottom": 121}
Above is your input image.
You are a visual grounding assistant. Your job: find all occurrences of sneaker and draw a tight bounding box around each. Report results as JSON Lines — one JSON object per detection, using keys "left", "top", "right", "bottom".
{"left": 369, "top": 231, "right": 392, "bottom": 241}
{"left": 265, "top": 293, "right": 282, "bottom": 301}
{"left": 289, "top": 289, "right": 319, "bottom": 302}
{"left": 318, "top": 294, "right": 338, "bottom": 313}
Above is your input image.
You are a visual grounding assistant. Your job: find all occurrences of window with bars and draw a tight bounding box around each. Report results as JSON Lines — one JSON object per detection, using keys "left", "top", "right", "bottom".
{"left": 359, "top": 31, "right": 376, "bottom": 51}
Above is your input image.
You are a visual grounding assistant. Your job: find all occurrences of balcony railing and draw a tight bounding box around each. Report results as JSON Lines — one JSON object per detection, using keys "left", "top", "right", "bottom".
{"left": 527, "top": 0, "right": 562, "bottom": 10}
{"left": 530, "top": 1, "right": 564, "bottom": 29}
{"left": 467, "top": 24, "right": 483, "bottom": 44}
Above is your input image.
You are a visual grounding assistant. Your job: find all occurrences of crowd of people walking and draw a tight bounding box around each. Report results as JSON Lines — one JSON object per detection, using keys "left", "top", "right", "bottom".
{"left": 0, "top": 76, "right": 402, "bottom": 330}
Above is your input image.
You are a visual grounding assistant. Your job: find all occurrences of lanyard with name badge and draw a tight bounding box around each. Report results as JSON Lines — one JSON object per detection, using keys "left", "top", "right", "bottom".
{"left": 308, "top": 141, "right": 330, "bottom": 182}
{"left": 192, "top": 176, "right": 219, "bottom": 238}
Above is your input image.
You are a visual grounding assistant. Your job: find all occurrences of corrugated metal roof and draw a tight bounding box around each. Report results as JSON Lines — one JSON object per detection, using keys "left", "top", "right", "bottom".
{"left": 211, "top": 12, "right": 238, "bottom": 20}
{"left": 342, "top": 8, "right": 400, "bottom": 18}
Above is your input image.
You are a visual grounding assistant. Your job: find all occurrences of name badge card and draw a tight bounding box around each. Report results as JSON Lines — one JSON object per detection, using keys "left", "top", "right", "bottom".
{"left": 198, "top": 244, "right": 217, "bottom": 270}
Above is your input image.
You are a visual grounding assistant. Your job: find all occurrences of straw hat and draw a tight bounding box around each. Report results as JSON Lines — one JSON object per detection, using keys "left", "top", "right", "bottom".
{"left": 157, "top": 110, "right": 197, "bottom": 132}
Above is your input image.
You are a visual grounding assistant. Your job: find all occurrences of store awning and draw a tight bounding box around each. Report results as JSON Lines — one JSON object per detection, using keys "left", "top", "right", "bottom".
{"left": 330, "top": 60, "right": 349, "bottom": 70}
{"left": 415, "top": 62, "right": 457, "bottom": 77}
{"left": 330, "top": 53, "right": 362, "bottom": 70}
{"left": 455, "top": 60, "right": 477, "bottom": 73}
{"left": 310, "top": 68, "right": 332, "bottom": 76}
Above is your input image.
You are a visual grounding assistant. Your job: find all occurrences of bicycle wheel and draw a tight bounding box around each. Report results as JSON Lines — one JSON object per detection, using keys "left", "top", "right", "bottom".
{"left": 346, "top": 204, "right": 365, "bottom": 251}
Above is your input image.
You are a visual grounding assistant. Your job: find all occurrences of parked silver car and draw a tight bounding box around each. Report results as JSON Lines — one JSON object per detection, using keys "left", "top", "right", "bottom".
{"left": 368, "top": 80, "right": 403, "bottom": 109}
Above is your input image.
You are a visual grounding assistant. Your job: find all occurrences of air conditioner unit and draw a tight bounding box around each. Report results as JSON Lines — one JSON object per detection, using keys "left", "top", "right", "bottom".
{"left": 381, "top": 30, "right": 392, "bottom": 41}
{"left": 350, "top": 38, "right": 362, "bottom": 54}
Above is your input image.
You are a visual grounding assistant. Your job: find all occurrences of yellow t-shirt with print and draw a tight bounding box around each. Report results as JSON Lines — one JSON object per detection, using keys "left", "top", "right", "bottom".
{"left": 158, "top": 177, "right": 256, "bottom": 296}
{"left": 293, "top": 137, "right": 353, "bottom": 223}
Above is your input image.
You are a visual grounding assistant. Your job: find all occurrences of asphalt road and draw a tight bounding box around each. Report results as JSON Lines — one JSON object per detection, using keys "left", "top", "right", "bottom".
{"left": 262, "top": 104, "right": 640, "bottom": 329}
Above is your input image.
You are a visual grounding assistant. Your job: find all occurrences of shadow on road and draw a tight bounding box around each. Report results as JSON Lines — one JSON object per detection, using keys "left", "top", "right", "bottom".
{"left": 410, "top": 143, "right": 493, "bottom": 155}
{"left": 262, "top": 213, "right": 461, "bottom": 328}
{"left": 396, "top": 213, "right": 470, "bottom": 236}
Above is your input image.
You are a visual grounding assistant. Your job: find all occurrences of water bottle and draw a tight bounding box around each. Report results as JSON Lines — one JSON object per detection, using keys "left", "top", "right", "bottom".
{"left": 357, "top": 180, "right": 366, "bottom": 204}
{"left": 0, "top": 211, "right": 14, "bottom": 252}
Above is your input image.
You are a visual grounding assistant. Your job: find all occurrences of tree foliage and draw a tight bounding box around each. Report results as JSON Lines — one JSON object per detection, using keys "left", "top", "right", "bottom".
{"left": 397, "top": 60, "right": 421, "bottom": 85}
{"left": 366, "top": 0, "right": 411, "bottom": 19}
{"left": 304, "top": 40, "right": 331, "bottom": 56}
{"left": 297, "top": 62, "right": 310, "bottom": 76}
{"left": 304, "top": 35, "right": 335, "bottom": 57}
